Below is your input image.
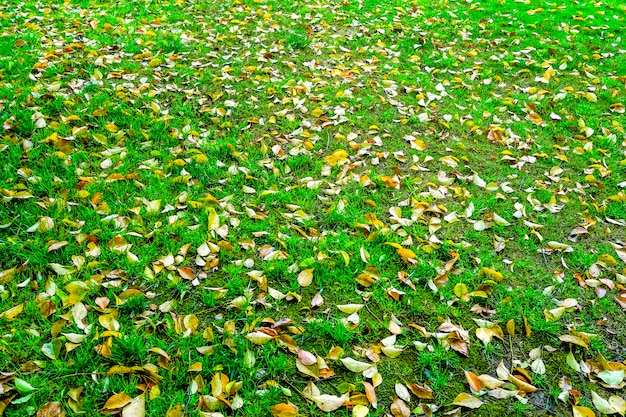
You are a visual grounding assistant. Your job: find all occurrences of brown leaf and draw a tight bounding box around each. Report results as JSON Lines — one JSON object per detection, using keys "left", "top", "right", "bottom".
{"left": 363, "top": 381, "right": 378, "bottom": 408}
{"left": 177, "top": 267, "right": 195, "bottom": 280}
{"left": 37, "top": 402, "right": 66, "bottom": 417}
{"left": 464, "top": 371, "right": 482, "bottom": 392}
{"left": 433, "top": 250, "right": 459, "bottom": 288}
{"left": 449, "top": 338, "right": 469, "bottom": 357}
{"left": 405, "top": 381, "right": 434, "bottom": 399}
{"left": 390, "top": 398, "right": 410, "bottom": 417}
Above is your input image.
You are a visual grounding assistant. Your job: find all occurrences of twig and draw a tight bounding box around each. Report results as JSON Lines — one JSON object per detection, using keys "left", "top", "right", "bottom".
{"left": 508, "top": 334, "right": 515, "bottom": 367}
{"left": 364, "top": 301, "right": 384, "bottom": 324}
{"left": 182, "top": 352, "right": 192, "bottom": 417}
{"left": 579, "top": 368, "right": 589, "bottom": 401}
{"left": 282, "top": 379, "right": 304, "bottom": 397}
{"left": 541, "top": 250, "right": 550, "bottom": 272}
{"left": 55, "top": 371, "right": 106, "bottom": 379}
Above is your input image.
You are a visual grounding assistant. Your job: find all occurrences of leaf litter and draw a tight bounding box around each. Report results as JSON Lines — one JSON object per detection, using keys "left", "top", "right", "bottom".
{"left": 0, "top": 0, "right": 625, "bottom": 416}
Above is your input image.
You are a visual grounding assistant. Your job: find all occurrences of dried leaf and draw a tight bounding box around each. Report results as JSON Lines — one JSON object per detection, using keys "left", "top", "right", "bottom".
{"left": 102, "top": 393, "right": 133, "bottom": 410}
{"left": 390, "top": 398, "right": 410, "bottom": 417}
{"left": 297, "top": 268, "right": 314, "bottom": 287}
{"left": 271, "top": 403, "right": 298, "bottom": 417}
{"left": 452, "top": 392, "right": 483, "bottom": 409}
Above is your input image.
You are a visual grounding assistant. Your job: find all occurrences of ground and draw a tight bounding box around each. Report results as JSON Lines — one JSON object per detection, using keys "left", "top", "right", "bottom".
{"left": 0, "top": 0, "right": 626, "bottom": 416}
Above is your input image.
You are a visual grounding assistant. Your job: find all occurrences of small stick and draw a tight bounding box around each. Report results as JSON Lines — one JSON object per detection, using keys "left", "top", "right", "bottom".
{"left": 541, "top": 250, "right": 550, "bottom": 272}
{"left": 55, "top": 371, "right": 105, "bottom": 379}
{"left": 579, "top": 368, "right": 589, "bottom": 401}
{"left": 364, "top": 301, "right": 384, "bottom": 324}
{"left": 182, "top": 352, "right": 192, "bottom": 417}
{"left": 282, "top": 379, "right": 305, "bottom": 397}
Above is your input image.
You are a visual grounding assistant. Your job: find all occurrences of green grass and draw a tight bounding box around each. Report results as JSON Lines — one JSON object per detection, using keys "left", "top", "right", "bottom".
{"left": 0, "top": 0, "right": 625, "bottom": 415}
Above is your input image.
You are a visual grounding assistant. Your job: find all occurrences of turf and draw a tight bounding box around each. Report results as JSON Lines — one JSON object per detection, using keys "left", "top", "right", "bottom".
{"left": 0, "top": 0, "right": 625, "bottom": 416}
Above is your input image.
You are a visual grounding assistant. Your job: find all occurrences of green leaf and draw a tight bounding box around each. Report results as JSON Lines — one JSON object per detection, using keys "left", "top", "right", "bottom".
{"left": 14, "top": 378, "right": 36, "bottom": 394}
{"left": 11, "top": 394, "right": 32, "bottom": 405}
{"left": 598, "top": 370, "right": 625, "bottom": 387}
{"left": 41, "top": 339, "right": 62, "bottom": 360}
{"left": 566, "top": 352, "right": 580, "bottom": 372}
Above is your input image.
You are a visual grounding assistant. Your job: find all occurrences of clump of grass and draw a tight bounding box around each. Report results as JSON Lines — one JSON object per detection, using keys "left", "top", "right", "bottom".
{"left": 284, "top": 31, "right": 309, "bottom": 50}
{"left": 119, "top": 295, "right": 149, "bottom": 317}
{"left": 110, "top": 334, "right": 147, "bottom": 366}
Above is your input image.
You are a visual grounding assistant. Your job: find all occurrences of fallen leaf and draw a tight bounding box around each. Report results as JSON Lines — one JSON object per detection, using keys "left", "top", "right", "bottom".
{"left": 573, "top": 405, "right": 596, "bottom": 417}
{"left": 297, "top": 268, "right": 314, "bottom": 287}
{"left": 452, "top": 392, "right": 483, "bottom": 409}
{"left": 37, "top": 402, "right": 65, "bottom": 417}
{"left": 390, "top": 397, "right": 410, "bottom": 417}
{"left": 102, "top": 393, "right": 133, "bottom": 410}
{"left": 122, "top": 395, "right": 145, "bottom": 417}
{"left": 272, "top": 403, "right": 298, "bottom": 417}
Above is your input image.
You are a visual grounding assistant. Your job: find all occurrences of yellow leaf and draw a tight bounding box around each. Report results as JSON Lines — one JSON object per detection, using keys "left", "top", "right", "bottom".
{"left": 272, "top": 403, "right": 298, "bottom": 417}
{"left": 245, "top": 331, "right": 274, "bottom": 345}
{"left": 454, "top": 283, "right": 469, "bottom": 302}
{"left": 188, "top": 362, "right": 202, "bottom": 372}
{"left": 396, "top": 248, "right": 416, "bottom": 264}
{"left": 528, "top": 112, "right": 543, "bottom": 125}
{"left": 506, "top": 319, "right": 515, "bottom": 336}
{"left": 337, "top": 304, "right": 363, "bottom": 314}
{"left": 476, "top": 327, "right": 493, "bottom": 344}
{"left": 478, "top": 267, "right": 504, "bottom": 282}
{"left": 122, "top": 395, "right": 145, "bottom": 417}
{"left": 208, "top": 209, "right": 220, "bottom": 230}
{"left": 341, "top": 357, "right": 372, "bottom": 373}
{"left": 380, "top": 176, "right": 399, "bottom": 189}
{"left": 0, "top": 303, "right": 24, "bottom": 321}
{"left": 0, "top": 268, "right": 15, "bottom": 284}
{"left": 452, "top": 392, "right": 483, "bottom": 409}
{"left": 353, "top": 404, "right": 369, "bottom": 417}
{"left": 547, "top": 241, "right": 572, "bottom": 251}
{"left": 573, "top": 405, "right": 596, "bottom": 417}
{"left": 102, "top": 393, "right": 132, "bottom": 410}
{"left": 297, "top": 269, "right": 314, "bottom": 287}
{"left": 559, "top": 334, "right": 589, "bottom": 348}
{"left": 323, "top": 149, "right": 349, "bottom": 166}
{"left": 165, "top": 406, "right": 184, "bottom": 417}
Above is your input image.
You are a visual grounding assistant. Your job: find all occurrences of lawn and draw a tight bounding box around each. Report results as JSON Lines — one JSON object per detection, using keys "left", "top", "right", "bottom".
{"left": 0, "top": 0, "right": 625, "bottom": 415}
